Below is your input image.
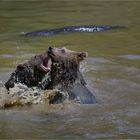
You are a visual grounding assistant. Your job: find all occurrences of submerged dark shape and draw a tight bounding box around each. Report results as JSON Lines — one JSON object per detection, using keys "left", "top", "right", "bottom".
{"left": 5, "top": 52, "right": 50, "bottom": 90}
{"left": 23, "top": 25, "right": 125, "bottom": 37}
{"left": 41, "top": 47, "right": 96, "bottom": 104}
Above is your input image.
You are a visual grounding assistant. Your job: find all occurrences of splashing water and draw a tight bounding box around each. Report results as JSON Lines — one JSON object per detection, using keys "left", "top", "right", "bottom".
{"left": 0, "top": 81, "right": 67, "bottom": 108}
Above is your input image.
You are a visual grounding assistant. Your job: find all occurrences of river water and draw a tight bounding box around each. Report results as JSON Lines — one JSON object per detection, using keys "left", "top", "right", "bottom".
{"left": 0, "top": 1, "right": 140, "bottom": 139}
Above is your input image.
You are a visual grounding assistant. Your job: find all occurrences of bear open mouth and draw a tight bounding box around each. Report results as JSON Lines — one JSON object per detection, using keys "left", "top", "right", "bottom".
{"left": 41, "top": 56, "right": 51, "bottom": 72}
{"left": 40, "top": 47, "right": 55, "bottom": 72}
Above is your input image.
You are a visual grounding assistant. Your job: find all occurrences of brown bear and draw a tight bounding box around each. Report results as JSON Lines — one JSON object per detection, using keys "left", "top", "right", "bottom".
{"left": 42, "top": 47, "right": 96, "bottom": 104}
{"left": 5, "top": 52, "right": 50, "bottom": 90}
{"left": 5, "top": 47, "right": 96, "bottom": 104}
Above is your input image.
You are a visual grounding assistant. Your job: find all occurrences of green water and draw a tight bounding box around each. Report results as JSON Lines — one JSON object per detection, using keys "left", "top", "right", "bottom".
{"left": 0, "top": 1, "right": 140, "bottom": 139}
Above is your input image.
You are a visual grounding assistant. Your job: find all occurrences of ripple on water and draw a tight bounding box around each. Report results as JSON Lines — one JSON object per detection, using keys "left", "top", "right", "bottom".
{"left": 0, "top": 54, "right": 14, "bottom": 58}
{"left": 119, "top": 54, "right": 140, "bottom": 60}
{"left": 80, "top": 57, "right": 113, "bottom": 73}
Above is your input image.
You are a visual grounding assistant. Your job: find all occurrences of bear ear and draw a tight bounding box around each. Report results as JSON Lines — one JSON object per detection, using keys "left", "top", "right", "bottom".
{"left": 78, "top": 52, "right": 88, "bottom": 60}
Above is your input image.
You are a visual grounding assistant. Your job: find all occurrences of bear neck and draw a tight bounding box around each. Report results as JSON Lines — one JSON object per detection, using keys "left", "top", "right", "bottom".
{"left": 50, "top": 60, "right": 80, "bottom": 90}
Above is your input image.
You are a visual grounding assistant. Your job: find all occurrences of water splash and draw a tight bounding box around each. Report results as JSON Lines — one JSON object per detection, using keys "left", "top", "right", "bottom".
{"left": 0, "top": 81, "right": 66, "bottom": 108}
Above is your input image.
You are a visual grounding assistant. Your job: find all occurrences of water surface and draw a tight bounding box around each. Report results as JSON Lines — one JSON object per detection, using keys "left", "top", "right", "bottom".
{"left": 0, "top": 1, "right": 140, "bottom": 139}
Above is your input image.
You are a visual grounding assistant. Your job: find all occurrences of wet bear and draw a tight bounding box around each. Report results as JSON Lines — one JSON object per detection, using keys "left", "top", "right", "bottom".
{"left": 5, "top": 47, "right": 96, "bottom": 104}
{"left": 5, "top": 52, "right": 50, "bottom": 90}
{"left": 43, "top": 47, "right": 96, "bottom": 104}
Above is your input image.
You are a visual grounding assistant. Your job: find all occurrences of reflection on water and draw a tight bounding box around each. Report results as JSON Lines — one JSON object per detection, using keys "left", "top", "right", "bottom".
{"left": 0, "top": 1, "right": 140, "bottom": 139}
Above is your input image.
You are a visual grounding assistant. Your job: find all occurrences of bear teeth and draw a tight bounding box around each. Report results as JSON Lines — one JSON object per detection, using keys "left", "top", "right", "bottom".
{"left": 40, "top": 64, "right": 50, "bottom": 72}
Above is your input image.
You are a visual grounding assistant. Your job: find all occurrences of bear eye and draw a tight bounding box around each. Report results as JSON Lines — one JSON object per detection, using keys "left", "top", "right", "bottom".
{"left": 78, "top": 53, "right": 82, "bottom": 58}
